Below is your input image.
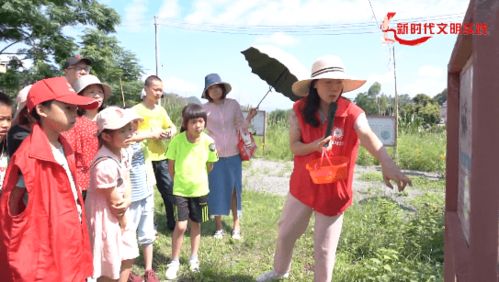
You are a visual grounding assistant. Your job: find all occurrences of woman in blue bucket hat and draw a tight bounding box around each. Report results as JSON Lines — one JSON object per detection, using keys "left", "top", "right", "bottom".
{"left": 202, "top": 73, "right": 256, "bottom": 240}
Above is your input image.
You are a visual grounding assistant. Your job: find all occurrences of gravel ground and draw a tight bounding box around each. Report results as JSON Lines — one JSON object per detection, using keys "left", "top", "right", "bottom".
{"left": 243, "top": 158, "right": 442, "bottom": 209}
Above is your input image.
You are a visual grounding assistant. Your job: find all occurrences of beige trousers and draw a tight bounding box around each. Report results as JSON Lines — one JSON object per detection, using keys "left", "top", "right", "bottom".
{"left": 273, "top": 193, "right": 344, "bottom": 282}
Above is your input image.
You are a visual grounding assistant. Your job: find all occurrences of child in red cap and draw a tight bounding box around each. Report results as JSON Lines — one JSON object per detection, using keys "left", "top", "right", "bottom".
{"left": 0, "top": 76, "right": 99, "bottom": 281}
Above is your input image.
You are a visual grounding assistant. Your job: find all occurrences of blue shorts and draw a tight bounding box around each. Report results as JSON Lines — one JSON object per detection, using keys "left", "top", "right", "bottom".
{"left": 129, "top": 193, "right": 156, "bottom": 246}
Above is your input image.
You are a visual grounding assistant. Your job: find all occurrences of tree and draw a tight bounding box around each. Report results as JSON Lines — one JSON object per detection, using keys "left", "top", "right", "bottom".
{"left": 79, "top": 29, "right": 143, "bottom": 106}
{"left": 412, "top": 93, "right": 433, "bottom": 106}
{"left": 432, "top": 88, "right": 447, "bottom": 105}
{"left": 354, "top": 82, "right": 394, "bottom": 116}
{"left": 398, "top": 94, "right": 412, "bottom": 107}
{"left": 0, "top": 56, "right": 60, "bottom": 96}
{"left": 418, "top": 102, "right": 440, "bottom": 125}
{"left": 399, "top": 93, "right": 440, "bottom": 128}
{"left": 367, "top": 81, "right": 381, "bottom": 97}
{"left": 0, "top": 0, "right": 120, "bottom": 96}
{"left": 1, "top": 0, "right": 119, "bottom": 62}
{"left": 354, "top": 91, "right": 378, "bottom": 115}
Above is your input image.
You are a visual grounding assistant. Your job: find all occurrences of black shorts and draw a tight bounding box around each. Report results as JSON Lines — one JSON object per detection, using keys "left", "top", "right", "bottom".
{"left": 173, "top": 195, "right": 209, "bottom": 223}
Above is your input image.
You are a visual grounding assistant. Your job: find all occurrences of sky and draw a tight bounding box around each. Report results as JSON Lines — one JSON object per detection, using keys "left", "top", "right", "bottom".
{"left": 16, "top": 0, "right": 473, "bottom": 111}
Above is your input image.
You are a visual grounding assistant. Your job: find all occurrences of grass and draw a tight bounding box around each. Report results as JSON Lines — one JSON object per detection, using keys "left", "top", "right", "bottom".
{"left": 356, "top": 131, "right": 446, "bottom": 175}
{"left": 131, "top": 185, "right": 444, "bottom": 281}
{"left": 152, "top": 104, "right": 446, "bottom": 281}
{"left": 359, "top": 172, "right": 445, "bottom": 192}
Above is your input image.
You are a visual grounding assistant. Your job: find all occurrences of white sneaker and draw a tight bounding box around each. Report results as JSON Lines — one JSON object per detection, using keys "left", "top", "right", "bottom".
{"left": 189, "top": 258, "right": 200, "bottom": 272}
{"left": 231, "top": 229, "right": 241, "bottom": 240}
{"left": 165, "top": 260, "right": 180, "bottom": 280}
{"left": 213, "top": 229, "right": 224, "bottom": 239}
{"left": 256, "top": 270, "right": 289, "bottom": 282}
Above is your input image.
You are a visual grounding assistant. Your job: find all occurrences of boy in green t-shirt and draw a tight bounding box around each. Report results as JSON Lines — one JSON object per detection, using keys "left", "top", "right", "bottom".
{"left": 164, "top": 104, "right": 218, "bottom": 280}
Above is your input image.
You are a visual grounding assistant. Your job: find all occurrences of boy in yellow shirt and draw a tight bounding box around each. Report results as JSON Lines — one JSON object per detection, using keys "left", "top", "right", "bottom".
{"left": 132, "top": 75, "right": 177, "bottom": 232}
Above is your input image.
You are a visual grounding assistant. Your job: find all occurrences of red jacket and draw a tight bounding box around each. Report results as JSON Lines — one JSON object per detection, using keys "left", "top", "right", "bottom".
{"left": 290, "top": 97, "right": 364, "bottom": 216}
{"left": 0, "top": 124, "right": 93, "bottom": 281}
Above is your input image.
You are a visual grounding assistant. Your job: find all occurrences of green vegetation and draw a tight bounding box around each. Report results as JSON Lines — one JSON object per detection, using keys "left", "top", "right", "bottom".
{"left": 359, "top": 172, "right": 445, "bottom": 191}
{"left": 253, "top": 120, "right": 446, "bottom": 174}
{"left": 135, "top": 187, "right": 444, "bottom": 281}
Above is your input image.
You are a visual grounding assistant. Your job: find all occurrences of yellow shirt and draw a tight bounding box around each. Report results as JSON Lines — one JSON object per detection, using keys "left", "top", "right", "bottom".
{"left": 133, "top": 103, "right": 176, "bottom": 161}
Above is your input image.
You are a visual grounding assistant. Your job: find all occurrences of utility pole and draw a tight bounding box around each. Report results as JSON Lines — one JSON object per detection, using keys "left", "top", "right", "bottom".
{"left": 154, "top": 16, "right": 159, "bottom": 76}
{"left": 392, "top": 45, "right": 399, "bottom": 162}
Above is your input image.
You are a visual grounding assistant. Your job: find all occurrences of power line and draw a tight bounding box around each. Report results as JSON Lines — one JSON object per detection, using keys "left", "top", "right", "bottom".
{"left": 137, "top": 14, "right": 464, "bottom": 35}
{"left": 120, "top": 13, "right": 464, "bottom": 36}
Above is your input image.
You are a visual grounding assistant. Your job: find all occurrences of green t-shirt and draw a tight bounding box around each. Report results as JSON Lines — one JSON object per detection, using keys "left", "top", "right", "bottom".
{"left": 165, "top": 132, "right": 218, "bottom": 197}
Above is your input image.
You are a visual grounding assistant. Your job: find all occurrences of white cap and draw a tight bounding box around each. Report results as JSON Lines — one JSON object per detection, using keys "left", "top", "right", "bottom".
{"left": 96, "top": 106, "right": 142, "bottom": 134}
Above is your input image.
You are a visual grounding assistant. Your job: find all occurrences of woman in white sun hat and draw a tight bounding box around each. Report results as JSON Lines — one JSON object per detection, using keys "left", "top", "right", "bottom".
{"left": 63, "top": 74, "right": 112, "bottom": 199}
{"left": 257, "top": 55, "right": 411, "bottom": 282}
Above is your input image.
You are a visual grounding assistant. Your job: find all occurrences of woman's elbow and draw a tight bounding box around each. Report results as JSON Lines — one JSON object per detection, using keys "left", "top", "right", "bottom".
{"left": 289, "top": 143, "right": 300, "bottom": 155}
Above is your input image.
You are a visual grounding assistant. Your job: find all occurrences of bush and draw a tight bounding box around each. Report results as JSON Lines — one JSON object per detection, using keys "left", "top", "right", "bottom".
{"left": 335, "top": 196, "right": 444, "bottom": 281}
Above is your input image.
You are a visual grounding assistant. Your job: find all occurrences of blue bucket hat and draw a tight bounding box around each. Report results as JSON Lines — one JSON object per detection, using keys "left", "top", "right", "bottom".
{"left": 202, "top": 73, "right": 232, "bottom": 99}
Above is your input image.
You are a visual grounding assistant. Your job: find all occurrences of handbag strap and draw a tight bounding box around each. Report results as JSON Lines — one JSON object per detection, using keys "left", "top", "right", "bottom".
{"left": 319, "top": 147, "right": 334, "bottom": 167}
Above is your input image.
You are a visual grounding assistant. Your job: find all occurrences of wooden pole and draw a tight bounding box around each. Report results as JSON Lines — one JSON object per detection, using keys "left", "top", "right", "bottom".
{"left": 154, "top": 16, "right": 159, "bottom": 76}
{"left": 119, "top": 78, "right": 125, "bottom": 107}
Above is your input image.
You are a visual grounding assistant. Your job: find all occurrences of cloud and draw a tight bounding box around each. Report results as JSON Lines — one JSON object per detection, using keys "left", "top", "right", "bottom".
{"left": 158, "top": 0, "right": 181, "bottom": 20}
{"left": 254, "top": 32, "right": 299, "bottom": 47}
{"left": 402, "top": 65, "right": 446, "bottom": 96}
{"left": 347, "top": 64, "right": 446, "bottom": 99}
{"left": 163, "top": 76, "right": 199, "bottom": 97}
{"left": 123, "top": 0, "right": 148, "bottom": 32}
{"left": 417, "top": 65, "right": 445, "bottom": 78}
{"left": 183, "top": 0, "right": 467, "bottom": 27}
{"left": 343, "top": 70, "right": 393, "bottom": 99}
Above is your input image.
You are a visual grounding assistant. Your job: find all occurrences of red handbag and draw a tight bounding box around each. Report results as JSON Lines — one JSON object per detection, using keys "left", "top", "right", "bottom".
{"left": 238, "top": 129, "right": 257, "bottom": 161}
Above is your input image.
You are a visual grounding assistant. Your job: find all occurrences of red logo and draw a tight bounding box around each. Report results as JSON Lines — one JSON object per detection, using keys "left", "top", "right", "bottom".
{"left": 381, "top": 12, "right": 488, "bottom": 46}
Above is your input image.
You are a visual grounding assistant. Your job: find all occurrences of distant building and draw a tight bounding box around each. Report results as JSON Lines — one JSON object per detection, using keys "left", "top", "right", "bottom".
{"left": 0, "top": 61, "right": 7, "bottom": 73}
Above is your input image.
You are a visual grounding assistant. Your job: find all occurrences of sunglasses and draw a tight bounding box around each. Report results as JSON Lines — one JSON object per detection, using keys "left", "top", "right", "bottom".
{"left": 68, "top": 65, "right": 91, "bottom": 72}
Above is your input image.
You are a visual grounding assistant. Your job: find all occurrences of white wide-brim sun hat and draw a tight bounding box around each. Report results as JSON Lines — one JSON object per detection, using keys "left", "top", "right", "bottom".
{"left": 73, "top": 74, "right": 112, "bottom": 99}
{"left": 292, "top": 55, "right": 366, "bottom": 97}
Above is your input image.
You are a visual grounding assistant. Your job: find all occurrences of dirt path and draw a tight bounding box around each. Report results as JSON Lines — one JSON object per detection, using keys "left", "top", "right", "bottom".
{"left": 243, "top": 158, "right": 442, "bottom": 209}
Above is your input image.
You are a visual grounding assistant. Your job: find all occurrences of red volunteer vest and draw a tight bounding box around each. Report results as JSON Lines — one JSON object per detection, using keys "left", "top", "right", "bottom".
{"left": 290, "top": 97, "right": 363, "bottom": 216}
{"left": 0, "top": 124, "right": 93, "bottom": 281}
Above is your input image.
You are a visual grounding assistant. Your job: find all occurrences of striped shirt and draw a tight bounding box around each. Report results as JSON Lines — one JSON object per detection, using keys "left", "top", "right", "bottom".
{"left": 128, "top": 142, "right": 153, "bottom": 202}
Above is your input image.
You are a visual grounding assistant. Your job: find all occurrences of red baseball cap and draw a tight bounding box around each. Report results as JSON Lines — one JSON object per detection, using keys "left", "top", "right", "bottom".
{"left": 27, "top": 77, "right": 100, "bottom": 112}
